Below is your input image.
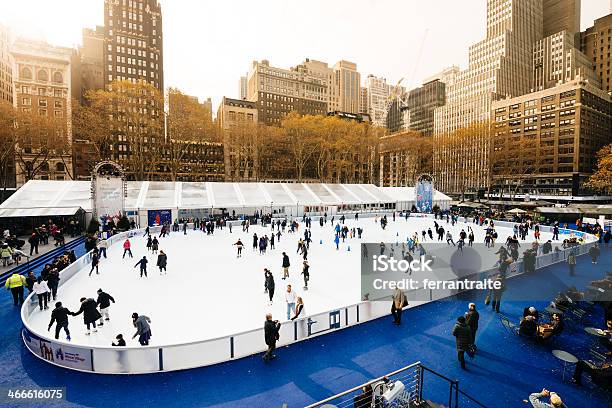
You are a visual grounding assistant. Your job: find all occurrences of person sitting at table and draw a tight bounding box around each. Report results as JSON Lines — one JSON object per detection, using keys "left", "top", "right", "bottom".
{"left": 523, "top": 306, "right": 539, "bottom": 321}
{"left": 571, "top": 358, "right": 611, "bottom": 390}
{"left": 520, "top": 315, "right": 538, "bottom": 337}
{"left": 537, "top": 313, "right": 563, "bottom": 340}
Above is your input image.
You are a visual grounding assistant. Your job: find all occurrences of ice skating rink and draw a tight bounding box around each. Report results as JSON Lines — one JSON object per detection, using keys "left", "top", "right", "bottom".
{"left": 27, "top": 215, "right": 555, "bottom": 347}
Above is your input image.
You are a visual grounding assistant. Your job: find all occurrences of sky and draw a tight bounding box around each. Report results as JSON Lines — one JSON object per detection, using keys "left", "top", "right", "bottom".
{"left": 2, "top": 0, "right": 611, "bottom": 112}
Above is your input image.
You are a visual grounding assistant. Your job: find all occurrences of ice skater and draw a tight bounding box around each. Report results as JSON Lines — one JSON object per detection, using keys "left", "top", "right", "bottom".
{"left": 143, "top": 226, "right": 150, "bottom": 237}
{"left": 302, "top": 260, "right": 309, "bottom": 290}
{"left": 71, "top": 297, "right": 102, "bottom": 335}
{"left": 89, "top": 251, "right": 100, "bottom": 276}
{"left": 285, "top": 284, "right": 296, "bottom": 320}
{"left": 157, "top": 250, "right": 168, "bottom": 275}
{"left": 233, "top": 239, "right": 244, "bottom": 257}
{"left": 264, "top": 268, "right": 275, "bottom": 304}
{"left": 146, "top": 236, "right": 152, "bottom": 251}
{"left": 134, "top": 256, "right": 149, "bottom": 277}
{"left": 112, "top": 334, "right": 126, "bottom": 346}
{"left": 33, "top": 277, "right": 50, "bottom": 310}
{"left": 123, "top": 238, "right": 133, "bottom": 258}
{"left": 48, "top": 301, "right": 72, "bottom": 341}
{"left": 281, "top": 252, "right": 290, "bottom": 280}
{"left": 151, "top": 237, "right": 159, "bottom": 254}
{"left": 132, "top": 313, "right": 152, "bottom": 346}
{"left": 252, "top": 233, "right": 258, "bottom": 252}
{"left": 96, "top": 288, "right": 115, "bottom": 326}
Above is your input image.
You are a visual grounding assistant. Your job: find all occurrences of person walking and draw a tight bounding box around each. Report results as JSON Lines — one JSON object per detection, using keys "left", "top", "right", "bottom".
{"left": 263, "top": 313, "right": 281, "bottom": 362}
{"left": 588, "top": 243, "right": 600, "bottom": 264}
{"left": 264, "top": 269, "right": 275, "bottom": 305}
{"left": 132, "top": 313, "right": 152, "bottom": 345}
{"left": 465, "top": 303, "right": 479, "bottom": 347}
{"left": 134, "top": 256, "right": 149, "bottom": 277}
{"left": 72, "top": 297, "right": 102, "bottom": 335}
{"left": 123, "top": 238, "right": 133, "bottom": 258}
{"left": 96, "top": 288, "right": 115, "bottom": 326}
{"left": 0, "top": 243, "right": 13, "bottom": 267}
{"left": 567, "top": 250, "right": 576, "bottom": 276}
{"left": 157, "top": 250, "right": 168, "bottom": 275}
{"left": 452, "top": 316, "right": 472, "bottom": 370}
{"left": 5, "top": 272, "right": 26, "bottom": 306}
{"left": 491, "top": 275, "right": 505, "bottom": 313}
{"left": 89, "top": 252, "right": 100, "bottom": 276}
{"left": 281, "top": 252, "right": 290, "bottom": 280}
{"left": 285, "top": 284, "right": 296, "bottom": 320}
{"left": 391, "top": 288, "right": 407, "bottom": 325}
{"left": 33, "top": 277, "right": 50, "bottom": 310}
{"left": 48, "top": 301, "right": 72, "bottom": 341}
{"left": 28, "top": 232, "right": 39, "bottom": 256}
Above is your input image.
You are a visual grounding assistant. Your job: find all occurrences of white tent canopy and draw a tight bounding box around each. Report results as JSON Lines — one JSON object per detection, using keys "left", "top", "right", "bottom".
{"left": 0, "top": 180, "right": 452, "bottom": 217}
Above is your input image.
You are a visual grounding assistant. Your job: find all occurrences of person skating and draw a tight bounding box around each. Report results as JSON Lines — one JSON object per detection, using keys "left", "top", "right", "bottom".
{"left": 146, "top": 236, "right": 152, "bottom": 252}
{"left": 123, "top": 238, "right": 133, "bottom": 258}
{"left": 233, "top": 239, "right": 244, "bottom": 257}
{"left": 132, "top": 313, "right": 152, "bottom": 346}
{"left": 98, "top": 238, "right": 108, "bottom": 258}
{"left": 157, "top": 250, "right": 168, "bottom": 275}
{"left": 302, "top": 260, "right": 310, "bottom": 290}
{"left": 134, "top": 256, "right": 149, "bottom": 277}
{"left": 262, "top": 313, "right": 281, "bottom": 362}
{"left": 264, "top": 269, "right": 275, "bottom": 305}
{"left": 143, "top": 226, "right": 150, "bottom": 237}
{"left": 252, "top": 233, "right": 258, "bottom": 252}
{"left": 5, "top": 272, "right": 26, "bottom": 306}
{"left": 89, "top": 252, "right": 100, "bottom": 276}
{"left": 452, "top": 316, "right": 472, "bottom": 370}
{"left": 96, "top": 288, "right": 115, "bottom": 326}
{"left": 151, "top": 237, "right": 159, "bottom": 254}
{"left": 48, "top": 301, "right": 72, "bottom": 341}
{"left": 281, "top": 252, "right": 290, "bottom": 280}
{"left": 33, "top": 277, "right": 50, "bottom": 311}
{"left": 47, "top": 268, "right": 60, "bottom": 301}
{"left": 72, "top": 297, "right": 102, "bottom": 335}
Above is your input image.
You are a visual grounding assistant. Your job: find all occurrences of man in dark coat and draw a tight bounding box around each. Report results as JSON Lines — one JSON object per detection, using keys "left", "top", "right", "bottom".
{"left": 465, "top": 303, "right": 479, "bottom": 346}
{"left": 263, "top": 313, "right": 281, "bottom": 362}
{"left": 48, "top": 301, "right": 72, "bottom": 340}
{"left": 452, "top": 316, "right": 472, "bottom": 369}
{"left": 156, "top": 251, "right": 168, "bottom": 275}
{"left": 71, "top": 297, "right": 102, "bottom": 335}
{"left": 96, "top": 288, "right": 115, "bottom": 325}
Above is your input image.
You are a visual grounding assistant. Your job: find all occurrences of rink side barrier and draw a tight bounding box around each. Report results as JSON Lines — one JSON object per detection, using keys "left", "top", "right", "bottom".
{"left": 20, "top": 219, "right": 598, "bottom": 374}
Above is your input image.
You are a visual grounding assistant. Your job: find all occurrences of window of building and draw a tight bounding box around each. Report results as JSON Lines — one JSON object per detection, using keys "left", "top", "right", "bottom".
{"left": 55, "top": 162, "right": 65, "bottom": 172}
{"left": 37, "top": 70, "right": 48, "bottom": 82}
{"left": 53, "top": 72, "right": 63, "bottom": 83}
{"left": 21, "top": 97, "right": 31, "bottom": 105}
{"left": 21, "top": 67, "right": 32, "bottom": 79}
{"left": 39, "top": 109, "right": 47, "bottom": 116}
{"left": 54, "top": 110, "right": 62, "bottom": 117}
{"left": 38, "top": 99, "right": 47, "bottom": 107}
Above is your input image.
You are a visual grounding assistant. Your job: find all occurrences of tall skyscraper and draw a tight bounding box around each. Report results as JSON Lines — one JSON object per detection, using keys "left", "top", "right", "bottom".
{"left": 433, "top": 0, "right": 544, "bottom": 194}
{"left": 332, "top": 60, "right": 361, "bottom": 114}
{"left": 246, "top": 59, "right": 327, "bottom": 126}
{"left": 11, "top": 38, "right": 74, "bottom": 186}
{"left": 103, "top": 0, "right": 163, "bottom": 92}
{"left": 72, "top": 26, "right": 105, "bottom": 104}
{"left": 365, "top": 75, "right": 390, "bottom": 127}
{"left": 239, "top": 75, "right": 247, "bottom": 100}
{"left": 359, "top": 86, "right": 368, "bottom": 115}
{"left": 542, "top": 0, "right": 580, "bottom": 40}
{"left": 581, "top": 13, "right": 612, "bottom": 94}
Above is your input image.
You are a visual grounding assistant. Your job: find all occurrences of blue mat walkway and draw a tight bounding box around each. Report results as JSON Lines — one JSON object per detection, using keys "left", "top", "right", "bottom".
{"left": 0, "top": 243, "right": 610, "bottom": 408}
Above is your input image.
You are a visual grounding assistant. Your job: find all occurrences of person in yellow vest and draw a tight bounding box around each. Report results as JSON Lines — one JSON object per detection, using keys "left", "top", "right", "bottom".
{"left": 5, "top": 273, "right": 27, "bottom": 306}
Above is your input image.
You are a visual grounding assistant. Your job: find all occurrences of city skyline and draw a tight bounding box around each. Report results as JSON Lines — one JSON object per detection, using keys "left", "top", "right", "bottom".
{"left": 2, "top": 0, "right": 610, "bottom": 112}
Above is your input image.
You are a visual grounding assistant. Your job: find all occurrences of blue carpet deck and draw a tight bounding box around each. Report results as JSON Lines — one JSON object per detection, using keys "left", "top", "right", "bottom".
{"left": 0, "top": 242, "right": 610, "bottom": 408}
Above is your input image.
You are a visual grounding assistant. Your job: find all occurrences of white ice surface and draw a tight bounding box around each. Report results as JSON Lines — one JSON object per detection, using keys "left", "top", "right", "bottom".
{"left": 27, "top": 216, "right": 554, "bottom": 347}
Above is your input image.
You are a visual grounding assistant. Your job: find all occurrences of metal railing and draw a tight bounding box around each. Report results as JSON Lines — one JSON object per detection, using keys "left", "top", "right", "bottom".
{"left": 305, "top": 361, "right": 487, "bottom": 408}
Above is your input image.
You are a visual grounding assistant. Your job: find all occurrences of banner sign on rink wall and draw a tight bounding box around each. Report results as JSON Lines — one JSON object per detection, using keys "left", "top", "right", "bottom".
{"left": 91, "top": 161, "right": 126, "bottom": 227}
{"left": 416, "top": 175, "right": 434, "bottom": 213}
{"left": 22, "top": 328, "right": 92, "bottom": 371}
{"left": 148, "top": 209, "right": 172, "bottom": 226}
